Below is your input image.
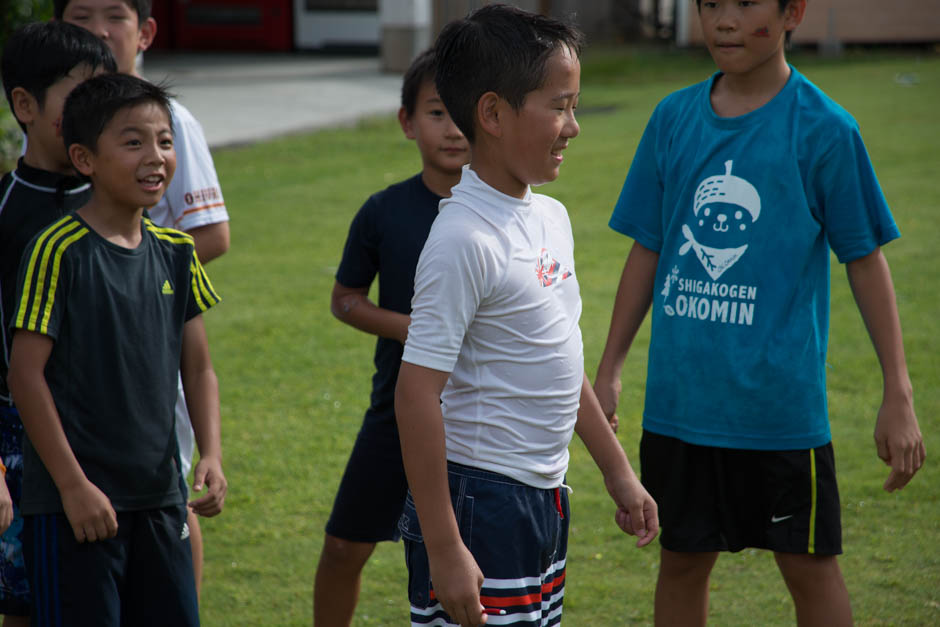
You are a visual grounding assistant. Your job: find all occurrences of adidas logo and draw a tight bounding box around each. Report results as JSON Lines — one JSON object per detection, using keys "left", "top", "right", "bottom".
{"left": 162, "top": 280, "right": 174, "bottom": 295}
{"left": 181, "top": 522, "right": 190, "bottom": 540}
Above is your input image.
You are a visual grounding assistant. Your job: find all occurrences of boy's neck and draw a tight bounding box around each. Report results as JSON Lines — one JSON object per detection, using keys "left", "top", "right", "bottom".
{"left": 710, "top": 54, "right": 791, "bottom": 118}
{"left": 22, "top": 145, "right": 75, "bottom": 177}
{"left": 468, "top": 163, "right": 528, "bottom": 200}
{"left": 467, "top": 144, "right": 528, "bottom": 200}
{"left": 421, "top": 169, "right": 463, "bottom": 199}
{"left": 76, "top": 197, "right": 146, "bottom": 249}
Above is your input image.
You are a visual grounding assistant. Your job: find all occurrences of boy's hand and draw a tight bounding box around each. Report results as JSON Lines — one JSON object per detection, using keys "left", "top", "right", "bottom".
{"left": 875, "top": 397, "right": 925, "bottom": 492}
{"left": 60, "top": 479, "right": 118, "bottom": 542}
{"left": 607, "top": 473, "right": 659, "bottom": 547}
{"left": 428, "top": 542, "right": 487, "bottom": 627}
{"left": 593, "top": 376, "right": 621, "bottom": 433}
{"left": 0, "top": 479, "right": 12, "bottom": 534}
{"left": 189, "top": 455, "right": 227, "bottom": 516}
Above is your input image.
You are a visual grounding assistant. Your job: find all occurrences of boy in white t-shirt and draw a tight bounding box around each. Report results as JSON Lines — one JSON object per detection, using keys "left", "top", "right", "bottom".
{"left": 394, "top": 5, "right": 658, "bottom": 626}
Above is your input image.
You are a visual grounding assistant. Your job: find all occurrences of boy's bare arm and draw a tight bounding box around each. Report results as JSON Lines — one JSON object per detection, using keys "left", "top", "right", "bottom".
{"left": 0, "top": 477, "right": 11, "bottom": 535}
{"left": 846, "top": 248, "right": 925, "bottom": 492}
{"left": 188, "top": 221, "right": 230, "bottom": 264}
{"left": 180, "top": 314, "right": 227, "bottom": 516}
{"left": 331, "top": 280, "right": 411, "bottom": 344}
{"left": 576, "top": 374, "right": 659, "bottom": 547}
{"left": 395, "top": 362, "right": 487, "bottom": 627}
{"left": 594, "top": 242, "right": 659, "bottom": 430}
{"left": 7, "top": 330, "right": 117, "bottom": 541}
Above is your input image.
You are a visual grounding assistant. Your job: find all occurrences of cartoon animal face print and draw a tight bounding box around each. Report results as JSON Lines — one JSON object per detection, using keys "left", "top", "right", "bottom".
{"left": 679, "top": 160, "right": 762, "bottom": 280}
{"left": 696, "top": 201, "right": 752, "bottom": 247}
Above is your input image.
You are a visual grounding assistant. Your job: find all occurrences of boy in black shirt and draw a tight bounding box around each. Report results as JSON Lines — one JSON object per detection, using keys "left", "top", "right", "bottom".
{"left": 0, "top": 20, "right": 116, "bottom": 623}
{"left": 313, "top": 48, "right": 468, "bottom": 626}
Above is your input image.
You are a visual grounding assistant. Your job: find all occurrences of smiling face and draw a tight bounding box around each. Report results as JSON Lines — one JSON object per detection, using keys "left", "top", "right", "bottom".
{"left": 74, "top": 102, "right": 176, "bottom": 211}
{"left": 699, "top": 0, "right": 802, "bottom": 80}
{"left": 495, "top": 45, "right": 581, "bottom": 197}
{"left": 61, "top": 0, "right": 154, "bottom": 75}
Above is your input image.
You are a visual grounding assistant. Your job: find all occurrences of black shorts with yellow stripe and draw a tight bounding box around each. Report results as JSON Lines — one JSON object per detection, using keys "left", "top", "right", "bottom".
{"left": 640, "top": 430, "right": 841, "bottom": 555}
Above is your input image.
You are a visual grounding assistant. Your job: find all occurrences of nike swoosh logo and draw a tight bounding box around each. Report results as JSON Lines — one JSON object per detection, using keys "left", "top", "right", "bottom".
{"left": 771, "top": 514, "right": 793, "bottom": 523}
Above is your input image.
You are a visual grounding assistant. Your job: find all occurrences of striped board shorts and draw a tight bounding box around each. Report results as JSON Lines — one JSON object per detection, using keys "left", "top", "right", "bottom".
{"left": 399, "top": 462, "right": 569, "bottom": 626}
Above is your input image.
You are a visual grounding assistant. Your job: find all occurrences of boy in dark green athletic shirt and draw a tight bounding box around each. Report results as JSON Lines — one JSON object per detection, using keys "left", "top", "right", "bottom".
{"left": 7, "top": 73, "right": 226, "bottom": 626}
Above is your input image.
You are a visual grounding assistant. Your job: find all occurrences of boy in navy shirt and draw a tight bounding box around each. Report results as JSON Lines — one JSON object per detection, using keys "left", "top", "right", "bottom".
{"left": 314, "top": 48, "right": 468, "bottom": 626}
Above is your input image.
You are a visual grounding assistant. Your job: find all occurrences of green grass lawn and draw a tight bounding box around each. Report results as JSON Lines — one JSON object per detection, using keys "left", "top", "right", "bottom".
{"left": 197, "top": 46, "right": 940, "bottom": 625}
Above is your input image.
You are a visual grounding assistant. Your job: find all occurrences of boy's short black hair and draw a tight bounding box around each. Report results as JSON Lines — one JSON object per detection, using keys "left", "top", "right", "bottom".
{"left": 400, "top": 48, "right": 437, "bottom": 117}
{"left": 434, "top": 3, "right": 584, "bottom": 143}
{"left": 62, "top": 73, "right": 172, "bottom": 154}
{"left": 1, "top": 21, "right": 117, "bottom": 133}
{"left": 54, "top": 0, "right": 152, "bottom": 21}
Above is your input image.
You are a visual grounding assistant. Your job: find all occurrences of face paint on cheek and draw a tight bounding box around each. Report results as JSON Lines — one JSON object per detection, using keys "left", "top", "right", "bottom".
{"left": 753, "top": 26, "right": 770, "bottom": 37}
{"left": 54, "top": 116, "right": 63, "bottom": 137}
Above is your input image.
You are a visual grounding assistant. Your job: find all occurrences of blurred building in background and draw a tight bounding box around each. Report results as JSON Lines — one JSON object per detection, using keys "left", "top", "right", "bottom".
{"left": 150, "top": 1, "right": 940, "bottom": 70}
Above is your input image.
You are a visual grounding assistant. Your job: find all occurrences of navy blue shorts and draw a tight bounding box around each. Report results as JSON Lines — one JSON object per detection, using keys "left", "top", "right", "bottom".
{"left": 399, "top": 462, "right": 569, "bottom": 626}
{"left": 0, "top": 406, "right": 28, "bottom": 616}
{"left": 640, "top": 430, "right": 842, "bottom": 555}
{"left": 23, "top": 506, "right": 199, "bottom": 627}
{"left": 325, "top": 410, "right": 408, "bottom": 543}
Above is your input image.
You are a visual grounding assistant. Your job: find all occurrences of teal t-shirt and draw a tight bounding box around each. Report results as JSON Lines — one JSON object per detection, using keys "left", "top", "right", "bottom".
{"left": 610, "top": 67, "right": 899, "bottom": 450}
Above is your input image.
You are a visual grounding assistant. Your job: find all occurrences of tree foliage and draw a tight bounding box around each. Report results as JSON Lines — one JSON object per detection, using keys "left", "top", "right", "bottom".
{"left": 1, "top": 0, "right": 53, "bottom": 172}
{"left": 0, "top": 0, "right": 53, "bottom": 49}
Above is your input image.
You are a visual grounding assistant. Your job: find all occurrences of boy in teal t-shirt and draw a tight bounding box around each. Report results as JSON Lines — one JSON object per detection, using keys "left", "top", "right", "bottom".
{"left": 595, "top": 1, "right": 925, "bottom": 624}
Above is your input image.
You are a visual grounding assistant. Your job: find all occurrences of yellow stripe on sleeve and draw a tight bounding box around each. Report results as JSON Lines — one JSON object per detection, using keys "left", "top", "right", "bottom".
{"left": 15, "top": 216, "right": 72, "bottom": 328}
{"left": 146, "top": 220, "right": 195, "bottom": 246}
{"left": 16, "top": 218, "right": 86, "bottom": 331}
{"left": 38, "top": 227, "right": 88, "bottom": 334}
{"left": 192, "top": 256, "right": 219, "bottom": 308}
{"left": 190, "top": 261, "right": 208, "bottom": 311}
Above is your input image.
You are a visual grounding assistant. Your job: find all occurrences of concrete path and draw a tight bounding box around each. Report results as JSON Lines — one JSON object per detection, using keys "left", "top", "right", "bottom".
{"left": 143, "top": 52, "right": 403, "bottom": 148}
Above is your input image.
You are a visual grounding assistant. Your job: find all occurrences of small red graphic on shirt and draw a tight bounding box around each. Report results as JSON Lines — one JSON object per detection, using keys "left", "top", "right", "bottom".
{"left": 536, "top": 248, "right": 573, "bottom": 287}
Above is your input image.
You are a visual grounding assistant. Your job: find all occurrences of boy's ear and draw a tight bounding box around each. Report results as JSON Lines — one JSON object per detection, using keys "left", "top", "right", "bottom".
{"left": 10, "top": 87, "right": 38, "bottom": 126}
{"left": 68, "top": 143, "right": 95, "bottom": 177}
{"left": 137, "top": 17, "right": 157, "bottom": 53}
{"left": 477, "top": 91, "right": 503, "bottom": 139}
{"left": 398, "top": 106, "right": 416, "bottom": 140}
{"left": 784, "top": 0, "right": 807, "bottom": 31}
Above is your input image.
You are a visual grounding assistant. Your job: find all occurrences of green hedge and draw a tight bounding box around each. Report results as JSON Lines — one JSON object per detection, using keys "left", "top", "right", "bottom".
{"left": 0, "top": 0, "right": 53, "bottom": 172}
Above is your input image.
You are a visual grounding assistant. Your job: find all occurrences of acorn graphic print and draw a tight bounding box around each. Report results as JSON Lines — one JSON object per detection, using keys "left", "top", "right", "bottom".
{"left": 679, "top": 160, "right": 761, "bottom": 280}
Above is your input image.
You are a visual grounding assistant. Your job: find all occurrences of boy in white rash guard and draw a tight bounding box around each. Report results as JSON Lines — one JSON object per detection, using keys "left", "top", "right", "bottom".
{"left": 394, "top": 5, "right": 658, "bottom": 627}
